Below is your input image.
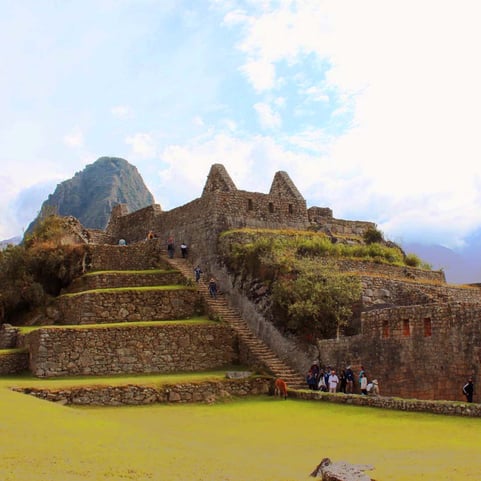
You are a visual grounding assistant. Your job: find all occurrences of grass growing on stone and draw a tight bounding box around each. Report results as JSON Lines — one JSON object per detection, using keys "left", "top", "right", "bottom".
{"left": 0, "top": 369, "right": 244, "bottom": 389}
{"left": 0, "top": 389, "right": 480, "bottom": 481}
{"left": 17, "top": 317, "right": 215, "bottom": 334}
{"left": 83, "top": 269, "right": 177, "bottom": 276}
{"left": 61, "top": 285, "right": 196, "bottom": 297}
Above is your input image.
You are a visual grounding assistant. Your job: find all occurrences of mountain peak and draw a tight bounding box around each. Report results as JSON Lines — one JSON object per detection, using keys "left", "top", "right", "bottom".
{"left": 26, "top": 156, "right": 154, "bottom": 233}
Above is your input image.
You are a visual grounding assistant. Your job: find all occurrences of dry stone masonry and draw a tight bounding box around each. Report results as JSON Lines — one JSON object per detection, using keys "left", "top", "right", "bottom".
{"left": 2, "top": 163, "right": 481, "bottom": 409}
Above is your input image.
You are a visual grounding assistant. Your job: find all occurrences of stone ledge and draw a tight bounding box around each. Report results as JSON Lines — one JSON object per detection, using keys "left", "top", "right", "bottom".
{"left": 291, "top": 390, "right": 481, "bottom": 417}
{"left": 12, "top": 377, "right": 270, "bottom": 405}
{"left": 0, "top": 349, "right": 29, "bottom": 374}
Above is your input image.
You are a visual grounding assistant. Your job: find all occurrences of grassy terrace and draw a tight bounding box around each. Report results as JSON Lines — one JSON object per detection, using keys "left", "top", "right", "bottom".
{"left": 82, "top": 269, "right": 178, "bottom": 276}
{"left": 0, "top": 369, "right": 243, "bottom": 390}
{"left": 60, "top": 284, "right": 195, "bottom": 297}
{"left": 15, "top": 317, "right": 215, "bottom": 333}
{"left": 0, "top": 385, "right": 480, "bottom": 480}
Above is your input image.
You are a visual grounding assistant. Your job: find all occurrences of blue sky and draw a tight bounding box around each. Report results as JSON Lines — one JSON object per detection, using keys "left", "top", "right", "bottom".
{"left": 2, "top": 0, "right": 481, "bottom": 250}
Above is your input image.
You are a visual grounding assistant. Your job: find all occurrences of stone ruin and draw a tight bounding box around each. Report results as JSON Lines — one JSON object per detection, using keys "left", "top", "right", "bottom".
{"left": 2, "top": 163, "right": 481, "bottom": 404}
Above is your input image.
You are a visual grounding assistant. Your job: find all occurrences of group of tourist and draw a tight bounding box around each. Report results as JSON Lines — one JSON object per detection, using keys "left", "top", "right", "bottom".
{"left": 306, "top": 363, "right": 379, "bottom": 396}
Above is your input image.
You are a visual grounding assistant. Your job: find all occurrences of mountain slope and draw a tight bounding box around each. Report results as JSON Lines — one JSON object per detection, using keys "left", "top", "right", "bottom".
{"left": 27, "top": 157, "right": 154, "bottom": 232}
{"left": 402, "top": 241, "right": 481, "bottom": 284}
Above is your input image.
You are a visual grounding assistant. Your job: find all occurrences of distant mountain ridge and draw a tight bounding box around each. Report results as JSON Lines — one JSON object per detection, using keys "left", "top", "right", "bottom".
{"left": 402, "top": 241, "right": 481, "bottom": 285}
{"left": 0, "top": 236, "right": 22, "bottom": 250}
{"left": 26, "top": 157, "right": 155, "bottom": 233}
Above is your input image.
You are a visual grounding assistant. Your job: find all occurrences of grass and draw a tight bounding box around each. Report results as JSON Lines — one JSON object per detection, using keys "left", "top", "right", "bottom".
{"left": 16, "top": 317, "right": 215, "bottom": 334}
{"left": 61, "top": 285, "right": 195, "bottom": 297}
{"left": 83, "top": 269, "right": 177, "bottom": 276}
{"left": 0, "top": 379, "right": 480, "bottom": 481}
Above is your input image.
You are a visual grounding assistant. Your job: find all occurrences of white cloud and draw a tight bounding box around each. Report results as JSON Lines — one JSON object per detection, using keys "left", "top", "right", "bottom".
{"left": 111, "top": 105, "right": 130, "bottom": 119}
{"left": 223, "top": 0, "right": 481, "bottom": 247}
{"left": 193, "top": 115, "right": 205, "bottom": 127}
{"left": 63, "top": 127, "right": 84, "bottom": 148}
{"left": 254, "top": 102, "right": 281, "bottom": 129}
{"left": 240, "top": 59, "right": 276, "bottom": 92}
{"left": 302, "top": 86, "right": 329, "bottom": 103}
{"left": 125, "top": 133, "right": 156, "bottom": 159}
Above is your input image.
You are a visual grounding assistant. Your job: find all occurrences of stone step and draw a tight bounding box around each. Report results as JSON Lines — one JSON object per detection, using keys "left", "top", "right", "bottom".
{"left": 163, "top": 255, "right": 305, "bottom": 387}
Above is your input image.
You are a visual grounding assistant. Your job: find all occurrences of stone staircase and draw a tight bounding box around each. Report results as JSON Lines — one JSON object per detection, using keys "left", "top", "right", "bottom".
{"left": 165, "top": 256, "right": 306, "bottom": 390}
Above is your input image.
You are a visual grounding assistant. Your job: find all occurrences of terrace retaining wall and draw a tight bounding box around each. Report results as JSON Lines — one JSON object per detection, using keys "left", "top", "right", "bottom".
{"left": 14, "top": 377, "right": 270, "bottom": 405}
{"left": 27, "top": 323, "right": 239, "bottom": 377}
{"left": 52, "top": 288, "right": 203, "bottom": 324}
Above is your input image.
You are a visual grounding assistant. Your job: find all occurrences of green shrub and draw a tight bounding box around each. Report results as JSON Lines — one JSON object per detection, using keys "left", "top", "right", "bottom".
{"left": 0, "top": 216, "right": 88, "bottom": 324}
{"left": 363, "top": 226, "right": 384, "bottom": 244}
{"left": 405, "top": 253, "right": 422, "bottom": 267}
{"left": 272, "top": 261, "right": 361, "bottom": 339}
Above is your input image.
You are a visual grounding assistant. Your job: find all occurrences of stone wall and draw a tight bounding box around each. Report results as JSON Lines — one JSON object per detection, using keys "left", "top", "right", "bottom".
{"left": 360, "top": 276, "right": 481, "bottom": 308}
{"left": 87, "top": 241, "right": 170, "bottom": 271}
{"left": 318, "top": 302, "right": 481, "bottom": 402}
{"left": 102, "top": 166, "right": 314, "bottom": 269}
{"left": 0, "top": 349, "right": 29, "bottom": 374}
{"left": 105, "top": 204, "right": 162, "bottom": 245}
{"left": 27, "top": 323, "right": 239, "bottom": 377}
{"left": 52, "top": 287, "right": 203, "bottom": 324}
{"left": 66, "top": 270, "right": 185, "bottom": 293}
{"left": 291, "top": 390, "right": 481, "bottom": 417}
{"left": 0, "top": 324, "right": 19, "bottom": 348}
{"left": 13, "top": 377, "right": 270, "bottom": 405}
{"left": 308, "top": 206, "right": 376, "bottom": 237}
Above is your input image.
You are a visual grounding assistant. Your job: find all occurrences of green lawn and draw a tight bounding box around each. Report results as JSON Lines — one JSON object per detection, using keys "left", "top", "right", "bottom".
{"left": 0, "top": 380, "right": 480, "bottom": 481}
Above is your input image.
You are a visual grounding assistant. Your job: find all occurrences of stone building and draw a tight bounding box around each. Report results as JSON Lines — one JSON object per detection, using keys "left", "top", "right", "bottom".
{"left": 4, "top": 163, "right": 480, "bottom": 403}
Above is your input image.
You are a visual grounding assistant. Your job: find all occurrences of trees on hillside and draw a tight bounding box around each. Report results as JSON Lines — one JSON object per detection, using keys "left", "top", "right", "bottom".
{"left": 0, "top": 215, "right": 87, "bottom": 325}
{"left": 271, "top": 260, "right": 361, "bottom": 340}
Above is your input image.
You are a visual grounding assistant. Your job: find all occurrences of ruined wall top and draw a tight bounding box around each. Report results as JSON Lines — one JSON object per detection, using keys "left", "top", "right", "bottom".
{"left": 202, "top": 164, "right": 237, "bottom": 195}
{"left": 269, "top": 171, "right": 304, "bottom": 200}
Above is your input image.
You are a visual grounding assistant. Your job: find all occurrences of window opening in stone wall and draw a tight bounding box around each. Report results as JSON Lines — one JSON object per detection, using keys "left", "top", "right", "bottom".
{"left": 423, "top": 317, "right": 432, "bottom": 337}
{"left": 248, "top": 199, "right": 253, "bottom": 211}
{"left": 402, "top": 319, "right": 410, "bottom": 336}
{"left": 288, "top": 203, "right": 293, "bottom": 214}
{"left": 382, "top": 320, "right": 389, "bottom": 338}
{"left": 268, "top": 202, "right": 274, "bottom": 213}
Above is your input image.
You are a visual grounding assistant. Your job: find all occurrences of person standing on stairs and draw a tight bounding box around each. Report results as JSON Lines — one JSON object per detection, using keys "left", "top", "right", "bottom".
{"left": 167, "top": 236, "right": 175, "bottom": 258}
{"left": 208, "top": 277, "right": 218, "bottom": 298}
{"left": 194, "top": 265, "right": 202, "bottom": 282}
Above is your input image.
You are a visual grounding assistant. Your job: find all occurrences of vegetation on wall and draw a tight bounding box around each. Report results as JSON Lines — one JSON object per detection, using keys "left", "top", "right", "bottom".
{"left": 219, "top": 228, "right": 430, "bottom": 341}
{"left": 0, "top": 216, "right": 88, "bottom": 324}
{"left": 272, "top": 260, "right": 361, "bottom": 339}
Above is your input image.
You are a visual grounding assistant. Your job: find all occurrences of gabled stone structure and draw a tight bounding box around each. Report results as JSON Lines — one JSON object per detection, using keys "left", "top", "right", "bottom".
{"left": 11, "top": 163, "right": 480, "bottom": 403}
{"left": 103, "top": 164, "right": 372, "bottom": 265}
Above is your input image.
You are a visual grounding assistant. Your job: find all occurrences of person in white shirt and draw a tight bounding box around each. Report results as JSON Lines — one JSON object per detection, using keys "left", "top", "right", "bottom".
{"left": 328, "top": 370, "right": 339, "bottom": 393}
{"left": 360, "top": 372, "right": 368, "bottom": 395}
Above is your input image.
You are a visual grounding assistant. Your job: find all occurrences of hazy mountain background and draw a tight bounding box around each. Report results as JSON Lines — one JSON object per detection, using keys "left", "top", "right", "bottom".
{"left": 2, "top": 155, "right": 479, "bottom": 285}
{"left": 25, "top": 157, "right": 154, "bottom": 234}
{"left": 401, "top": 241, "right": 481, "bottom": 285}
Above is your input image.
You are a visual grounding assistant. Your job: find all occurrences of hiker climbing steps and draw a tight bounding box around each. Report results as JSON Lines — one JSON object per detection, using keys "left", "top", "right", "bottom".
{"left": 164, "top": 256, "right": 305, "bottom": 390}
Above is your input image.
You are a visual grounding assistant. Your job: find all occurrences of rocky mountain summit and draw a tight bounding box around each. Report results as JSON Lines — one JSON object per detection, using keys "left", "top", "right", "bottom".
{"left": 26, "top": 157, "right": 154, "bottom": 234}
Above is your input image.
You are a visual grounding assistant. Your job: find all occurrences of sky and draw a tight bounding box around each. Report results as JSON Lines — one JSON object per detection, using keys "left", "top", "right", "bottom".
{"left": 2, "top": 0, "right": 481, "bottom": 250}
